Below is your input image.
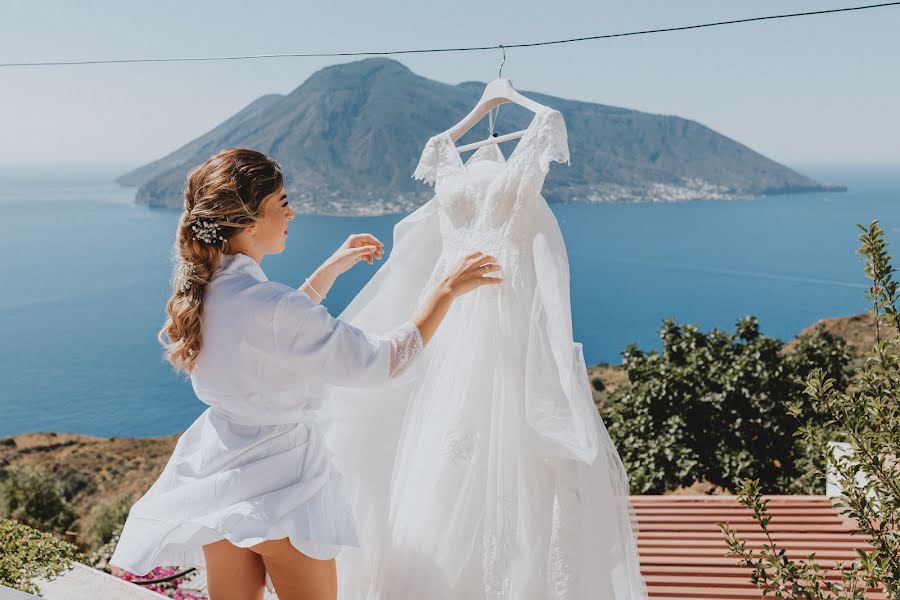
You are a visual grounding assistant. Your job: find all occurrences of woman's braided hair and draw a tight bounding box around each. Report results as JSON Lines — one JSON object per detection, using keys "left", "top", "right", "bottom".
{"left": 159, "top": 148, "right": 283, "bottom": 374}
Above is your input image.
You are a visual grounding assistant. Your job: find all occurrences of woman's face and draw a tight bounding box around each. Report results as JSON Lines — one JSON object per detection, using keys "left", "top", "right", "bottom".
{"left": 236, "top": 184, "right": 294, "bottom": 258}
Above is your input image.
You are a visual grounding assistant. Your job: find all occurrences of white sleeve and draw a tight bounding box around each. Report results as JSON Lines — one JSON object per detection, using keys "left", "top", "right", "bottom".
{"left": 537, "top": 109, "right": 571, "bottom": 175}
{"left": 272, "top": 288, "right": 424, "bottom": 387}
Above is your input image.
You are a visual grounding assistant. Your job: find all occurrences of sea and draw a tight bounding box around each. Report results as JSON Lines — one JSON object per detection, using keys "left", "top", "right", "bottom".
{"left": 1, "top": 164, "right": 897, "bottom": 437}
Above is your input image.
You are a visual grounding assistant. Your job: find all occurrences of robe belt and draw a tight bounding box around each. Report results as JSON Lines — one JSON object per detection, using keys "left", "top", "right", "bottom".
{"left": 201, "top": 389, "right": 322, "bottom": 426}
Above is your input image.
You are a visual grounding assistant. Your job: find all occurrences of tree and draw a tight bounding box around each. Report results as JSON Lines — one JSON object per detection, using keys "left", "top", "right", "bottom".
{"left": 721, "top": 220, "right": 900, "bottom": 599}
{"left": 0, "top": 465, "right": 78, "bottom": 535}
{"left": 601, "top": 315, "right": 849, "bottom": 494}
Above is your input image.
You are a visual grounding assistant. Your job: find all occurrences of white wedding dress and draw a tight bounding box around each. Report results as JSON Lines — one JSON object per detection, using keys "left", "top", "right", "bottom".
{"left": 323, "top": 107, "right": 648, "bottom": 599}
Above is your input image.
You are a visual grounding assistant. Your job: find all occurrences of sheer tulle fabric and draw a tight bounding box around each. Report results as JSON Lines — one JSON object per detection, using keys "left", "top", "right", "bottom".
{"left": 323, "top": 108, "right": 647, "bottom": 599}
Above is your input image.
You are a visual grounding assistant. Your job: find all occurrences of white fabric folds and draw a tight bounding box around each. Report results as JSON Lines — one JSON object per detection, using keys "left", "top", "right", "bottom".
{"left": 110, "top": 252, "right": 424, "bottom": 585}
{"left": 324, "top": 108, "right": 648, "bottom": 599}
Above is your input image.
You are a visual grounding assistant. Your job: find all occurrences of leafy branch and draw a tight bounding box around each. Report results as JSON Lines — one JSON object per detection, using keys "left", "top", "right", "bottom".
{"left": 723, "top": 220, "right": 900, "bottom": 599}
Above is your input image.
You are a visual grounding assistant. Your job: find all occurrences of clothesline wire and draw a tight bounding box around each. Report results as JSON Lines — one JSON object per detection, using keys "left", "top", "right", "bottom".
{"left": 1, "top": 1, "right": 898, "bottom": 69}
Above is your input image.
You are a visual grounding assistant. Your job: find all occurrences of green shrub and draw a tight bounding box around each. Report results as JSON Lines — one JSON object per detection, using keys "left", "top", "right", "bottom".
{"left": 87, "top": 525, "right": 122, "bottom": 572}
{"left": 0, "top": 466, "right": 78, "bottom": 535}
{"left": 0, "top": 518, "right": 84, "bottom": 595}
{"left": 55, "top": 468, "right": 95, "bottom": 501}
{"left": 601, "top": 315, "right": 849, "bottom": 494}
{"left": 85, "top": 495, "right": 132, "bottom": 551}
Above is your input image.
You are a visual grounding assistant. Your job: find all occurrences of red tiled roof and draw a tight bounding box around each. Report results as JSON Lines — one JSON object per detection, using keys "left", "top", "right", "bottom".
{"left": 632, "top": 495, "right": 883, "bottom": 599}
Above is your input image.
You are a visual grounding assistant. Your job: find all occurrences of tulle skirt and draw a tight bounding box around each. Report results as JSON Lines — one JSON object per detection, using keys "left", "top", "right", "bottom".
{"left": 322, "top": 198, "right": 648, "bottom": 599}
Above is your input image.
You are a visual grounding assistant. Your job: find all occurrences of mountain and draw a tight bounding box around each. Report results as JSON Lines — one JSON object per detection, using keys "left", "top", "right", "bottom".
{"left": 117, "top": 94, "right": 284, "bottom": 191}
{"left": 119, "top": 58, "right": 845, "bottom": 215}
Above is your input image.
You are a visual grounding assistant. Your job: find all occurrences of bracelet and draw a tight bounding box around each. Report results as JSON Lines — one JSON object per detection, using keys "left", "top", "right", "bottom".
{"left": 305, "top": 277, "right": 326, "bottom": 301}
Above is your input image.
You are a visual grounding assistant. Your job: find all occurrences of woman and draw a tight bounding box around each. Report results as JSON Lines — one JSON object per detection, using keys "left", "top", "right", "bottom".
{"left": 109, "top": 147, "right": 502, "bottom": 600}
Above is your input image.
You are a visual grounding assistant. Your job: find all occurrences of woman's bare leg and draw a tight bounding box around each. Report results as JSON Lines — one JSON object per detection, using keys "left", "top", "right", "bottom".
{"left": 203, "top": 538, "right": 267, "bottom": 600}
{"left": 250, "top": 537, "right": 337, "bottom": 600}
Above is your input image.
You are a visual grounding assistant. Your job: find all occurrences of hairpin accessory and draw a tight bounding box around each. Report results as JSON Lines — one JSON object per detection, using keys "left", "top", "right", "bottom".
{"left": 174, "top": 261, "right": 196, "bottom": 293}
{"left": 191, "top": 219, "right": 225, "bottom": 244}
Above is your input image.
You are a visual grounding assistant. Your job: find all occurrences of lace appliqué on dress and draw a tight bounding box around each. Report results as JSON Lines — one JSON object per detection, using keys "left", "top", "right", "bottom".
{"left": 483, "top": 492, "right": 517, "bottom": 599}
{"left": 387, "top": 320, "right": 424, "bottom": 378}
{"left": 548, "top": 493, "right": 577, "bottom": 599}
{"left": 441, "top": 430, "right": 480, "bottom": 464}
{"left": 483, "top": 533, "right": 512, "bottom": 598}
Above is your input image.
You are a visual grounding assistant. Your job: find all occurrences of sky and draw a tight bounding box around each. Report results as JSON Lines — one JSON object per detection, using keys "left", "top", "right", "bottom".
{"left": 1, "top": 0, "right": 898, "bottom": 172}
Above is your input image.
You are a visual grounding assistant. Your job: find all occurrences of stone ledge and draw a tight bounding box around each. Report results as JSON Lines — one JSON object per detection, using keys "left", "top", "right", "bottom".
{"left": 33, "top": 563, "right": 162, "bottom": 599}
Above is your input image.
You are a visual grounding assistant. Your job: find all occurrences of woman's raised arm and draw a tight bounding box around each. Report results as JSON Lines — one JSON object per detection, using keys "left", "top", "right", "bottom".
{"left": 274, "top": 251, "right": 502, "bottom": 387}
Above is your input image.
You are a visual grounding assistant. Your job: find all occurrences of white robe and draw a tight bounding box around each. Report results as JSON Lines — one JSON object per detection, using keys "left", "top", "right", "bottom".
{"left": 110, "top": 252, "right": 423, "bottom": 581}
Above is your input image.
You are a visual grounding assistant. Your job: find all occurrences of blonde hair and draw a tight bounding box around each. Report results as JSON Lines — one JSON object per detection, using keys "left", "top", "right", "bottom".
{"left": 159, "top": 148, "right": 283, "bottom": 373}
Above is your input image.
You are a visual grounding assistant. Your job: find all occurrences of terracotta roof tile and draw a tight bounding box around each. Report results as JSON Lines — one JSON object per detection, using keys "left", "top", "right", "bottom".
{"left": 632, "top": 495, "right": 884, "bottom": 599}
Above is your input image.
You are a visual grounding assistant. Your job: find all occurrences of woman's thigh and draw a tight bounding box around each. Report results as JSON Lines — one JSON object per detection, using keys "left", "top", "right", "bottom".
{"left": 202, "top": 538, "right": 267, "bottom": 600}
{"left": 250, "top": 537, "right": 336, "bottom": 600}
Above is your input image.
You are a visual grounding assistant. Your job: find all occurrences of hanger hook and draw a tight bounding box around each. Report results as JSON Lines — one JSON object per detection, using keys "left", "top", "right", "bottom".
{"left": 497, "top": 44, "right": 506, "bottom": 79}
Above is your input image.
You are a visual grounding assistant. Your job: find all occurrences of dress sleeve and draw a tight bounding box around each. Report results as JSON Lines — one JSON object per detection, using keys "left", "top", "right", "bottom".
{"left": 536, "top": 109, "right": 571, "bottom": 175}
{"left": 412, "top": 135, "right": 441, "bottom": 187}
{"left": 523, "top": 195, "right": 599, "bottom": 465}
{"left": 272, "top": 289, "right": 424, "bottom": 387}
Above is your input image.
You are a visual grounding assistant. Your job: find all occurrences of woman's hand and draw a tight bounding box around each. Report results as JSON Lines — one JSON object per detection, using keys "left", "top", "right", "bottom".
{"left": 439, "top": 251, "right": 503, "bottom": 299}
{"left": 411, "top": 251, "right": 502, "bottom": 346}
{"left": 324, "top": 233, "right": 385, "bottom": 276}
{"left": 300, "top": 234, "right": 385, "bottom": 305}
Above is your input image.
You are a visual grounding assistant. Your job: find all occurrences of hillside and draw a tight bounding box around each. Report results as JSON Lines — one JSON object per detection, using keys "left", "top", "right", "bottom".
{"left": 0, "top": 432, "right": 178, "bottom": 549}
{"left": 784, "top": 311, "right": 891, "bottom": 355}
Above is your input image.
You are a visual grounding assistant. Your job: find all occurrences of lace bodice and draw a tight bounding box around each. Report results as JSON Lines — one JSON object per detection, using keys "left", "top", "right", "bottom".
{"left": 412, "top": 108, "right": 570, "bottom": 289}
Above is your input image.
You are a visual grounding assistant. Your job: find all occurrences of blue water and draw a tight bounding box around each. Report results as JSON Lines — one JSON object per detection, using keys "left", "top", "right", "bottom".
{"left": 1, "top": 165, "right": 897, "bottom": 437}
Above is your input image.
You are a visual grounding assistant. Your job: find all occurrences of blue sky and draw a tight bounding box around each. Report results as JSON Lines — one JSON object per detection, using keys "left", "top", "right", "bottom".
{"left": 1, "top": 0, "right": 898, "bottom": 170}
